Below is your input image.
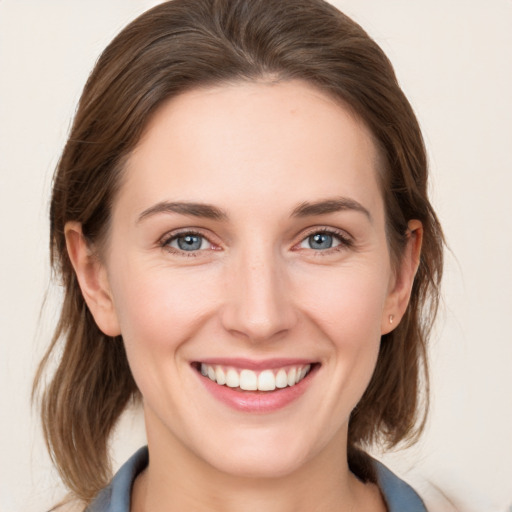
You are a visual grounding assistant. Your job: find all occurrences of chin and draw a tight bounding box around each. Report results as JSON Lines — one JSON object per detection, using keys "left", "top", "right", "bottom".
{"left": 207, "top": 449, "right": 309, "bottom": 480}
{"left": 191, "top": 425, "right": 321, "bottom": 480}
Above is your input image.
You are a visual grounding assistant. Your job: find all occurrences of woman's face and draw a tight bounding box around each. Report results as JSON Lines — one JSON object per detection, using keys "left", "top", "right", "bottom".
{"left": 83, "top": 81, "right": 414, "bottom": 477}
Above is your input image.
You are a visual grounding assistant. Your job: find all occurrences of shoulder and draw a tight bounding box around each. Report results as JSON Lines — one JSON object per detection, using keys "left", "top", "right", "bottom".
{"left": 86, "top": 447, "right": 149, "bottom": 512}
{"left": 373, "top": 460, "right": 486, "bottom": 512}
{"left": 372, "top": 459, "right": 428, "bottom": 512}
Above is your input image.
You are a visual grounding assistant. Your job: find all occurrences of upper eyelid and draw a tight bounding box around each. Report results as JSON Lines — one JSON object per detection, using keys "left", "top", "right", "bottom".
{"left": 293, "top": 227, "right": 354, "bottom": 254}
{"left": 158, "top": 225, "right": 353, "bottom": 250}
{"left": 297, "top": 226, "right": 353, "bottom": 242}
{"left": 159, "top": 227, "right": 217, "bottom": 245}
{"left": 159, "top": 231, "right": 219, "bottom": 258}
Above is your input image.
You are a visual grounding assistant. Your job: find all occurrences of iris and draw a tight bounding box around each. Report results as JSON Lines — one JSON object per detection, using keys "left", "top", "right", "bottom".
{"left": 308, "top": 233, "right": 334, "bottom": 250}
{"left": 177, "top": 234, "right": 203, "bottom": 251}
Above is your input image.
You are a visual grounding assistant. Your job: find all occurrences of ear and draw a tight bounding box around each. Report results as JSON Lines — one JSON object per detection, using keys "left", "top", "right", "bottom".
{"left": 381, "top": 220, "right": 423, "bottom": 335}
{"left": 65, "top": 221, "right": 121, "bottom": 337}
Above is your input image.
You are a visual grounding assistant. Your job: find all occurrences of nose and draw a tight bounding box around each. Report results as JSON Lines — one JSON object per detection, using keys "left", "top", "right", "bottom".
{"left": 220, "top": 247, "right": 298, "bottom": 343}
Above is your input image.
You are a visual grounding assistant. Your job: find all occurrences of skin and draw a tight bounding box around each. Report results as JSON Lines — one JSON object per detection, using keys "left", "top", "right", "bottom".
{"left": 66, "top": 80, "right": 422, "bottom": 512}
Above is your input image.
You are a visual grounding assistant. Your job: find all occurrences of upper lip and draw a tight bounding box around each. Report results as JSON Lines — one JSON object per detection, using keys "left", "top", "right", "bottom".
{"left": 193, "top": 358, "right": 317, "bottom": 370}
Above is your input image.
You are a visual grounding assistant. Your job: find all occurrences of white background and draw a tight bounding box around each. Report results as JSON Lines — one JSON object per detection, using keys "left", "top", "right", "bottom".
{"left": 0, "top": 1, "right": 511, "bottom": 511}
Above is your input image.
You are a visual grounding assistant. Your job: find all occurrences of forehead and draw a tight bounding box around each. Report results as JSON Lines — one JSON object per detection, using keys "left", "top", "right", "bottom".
{"left": 118, "top": 80, "right": 384, "bottom": 221}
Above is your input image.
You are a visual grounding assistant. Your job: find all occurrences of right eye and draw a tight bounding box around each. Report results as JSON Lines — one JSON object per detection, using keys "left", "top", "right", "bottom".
{"left": 163, "top": 232, "right": 213, "bottom": 253}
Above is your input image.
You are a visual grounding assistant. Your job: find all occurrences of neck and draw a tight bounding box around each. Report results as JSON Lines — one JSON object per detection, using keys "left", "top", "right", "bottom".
{"left": 132, "top": 410, "right": 385, "bottom": 512}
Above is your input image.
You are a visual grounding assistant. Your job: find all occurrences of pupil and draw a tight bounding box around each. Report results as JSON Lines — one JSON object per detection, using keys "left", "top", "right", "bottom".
{"left": 178, "top": 235, "right": 202, "bottom": 251}
{"left": 310, "top": 233, "right": 332, "bottom": 249}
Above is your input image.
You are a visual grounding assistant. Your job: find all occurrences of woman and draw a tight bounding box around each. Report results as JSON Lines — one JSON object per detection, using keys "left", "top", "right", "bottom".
{"left": 34, "top": 0, "right": 444, "bottom": 510}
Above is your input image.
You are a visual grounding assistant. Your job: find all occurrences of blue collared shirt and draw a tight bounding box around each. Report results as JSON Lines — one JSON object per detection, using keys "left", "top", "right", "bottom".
{"left": 87, "top": 446, "right": 427, "bottom": 512}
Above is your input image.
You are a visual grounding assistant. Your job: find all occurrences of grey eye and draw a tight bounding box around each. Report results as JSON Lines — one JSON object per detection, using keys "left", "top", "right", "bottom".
{"left": 171, "top": 234, "right": 207, "bottom": 251}
{"left": 300, "top": 232, "right": 341, "bottom": 250}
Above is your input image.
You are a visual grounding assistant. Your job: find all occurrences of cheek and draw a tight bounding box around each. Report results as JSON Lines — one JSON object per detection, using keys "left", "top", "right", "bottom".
{"left": 108, "top": 265, "right": 223, "bottom": 414}
{"left": 110, "top": 264, "right": 220, "bottom": 355}
{"left": 297, "top": 264, "right": 390, "bottom": 339}
{"left": 297, "top": 265, "right": 388, "bottom": 394}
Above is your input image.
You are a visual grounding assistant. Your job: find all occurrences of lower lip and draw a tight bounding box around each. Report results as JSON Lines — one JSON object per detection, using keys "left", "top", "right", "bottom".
{"left": 195, "top": 365, "right": 318, "bottom": 413}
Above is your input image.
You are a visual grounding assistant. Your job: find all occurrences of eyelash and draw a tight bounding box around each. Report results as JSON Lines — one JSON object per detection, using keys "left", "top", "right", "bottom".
{"left": 159, "top": 229, "right": 216, "bottom": 257}
{"left": 296, "top": 227, "right": 354, "bottom": 255}
{"left": 159, "top": 227, "right": 353, "bottom": 257}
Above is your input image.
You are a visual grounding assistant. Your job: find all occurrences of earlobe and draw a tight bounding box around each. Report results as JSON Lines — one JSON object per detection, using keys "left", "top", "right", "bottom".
{"left": 381, "top": 220, "right": 423, "bottom": 335}
{"left": 65, "top": 222, "right": 121, "bottom": 336}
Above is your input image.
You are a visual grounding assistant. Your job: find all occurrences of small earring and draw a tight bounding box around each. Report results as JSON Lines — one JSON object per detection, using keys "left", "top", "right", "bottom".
{"left": 389, "top": 315, "right": 394, "bottom": 324}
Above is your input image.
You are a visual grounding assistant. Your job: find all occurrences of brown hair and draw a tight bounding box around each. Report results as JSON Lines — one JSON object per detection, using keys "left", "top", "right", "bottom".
{"left": 34, "top": 0, "right": 444, "bottom": 503}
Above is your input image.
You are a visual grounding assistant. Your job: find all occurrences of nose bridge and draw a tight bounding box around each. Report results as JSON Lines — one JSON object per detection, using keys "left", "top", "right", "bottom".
{"left": 222, "top": 241, "right": 296, "bottom": 341}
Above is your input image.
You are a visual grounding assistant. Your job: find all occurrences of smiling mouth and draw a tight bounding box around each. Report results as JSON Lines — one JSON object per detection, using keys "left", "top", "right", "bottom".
{"left": 192, "top": 362, "right": 317, "bottom": 392}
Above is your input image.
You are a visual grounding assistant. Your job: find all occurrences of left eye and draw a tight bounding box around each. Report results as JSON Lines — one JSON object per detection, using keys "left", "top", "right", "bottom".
{"left": 299, "top": 232, "right": 342, "bottom": 250}
{"left": 167, "top": 234, "right": 210, "bottom": 252}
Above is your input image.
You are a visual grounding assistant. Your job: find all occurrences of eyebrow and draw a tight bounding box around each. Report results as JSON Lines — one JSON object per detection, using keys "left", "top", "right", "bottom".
{"left": 137, "top": 196, "right": 371, "bottom": 224}
{"left": 291, "top": 197, "right": 372, "bottom": 222}
{"left": 137, "top": 201, "right": 228, "bottom": 223}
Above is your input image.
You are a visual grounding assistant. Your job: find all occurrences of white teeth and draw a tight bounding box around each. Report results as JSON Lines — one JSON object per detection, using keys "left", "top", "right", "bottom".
{"left": 239, "top": 369, "right": 258, "bottom": 390}
{"left": 275, "top": 369, "right": 288, "bottom": 388}
{"left": 200, "top": 363, "right": 312, "bottom": 391}
{"left": 258, "top": 370, "right": 276, "bottom": 391}
{"left": 225, "top": 368, "right": 239, "bottom": 388}
{"left": 215, "top": 366, "right": 226, "bottom": 385}
{"left": 287, "top": 367, "right": 297, "bottom": 386}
